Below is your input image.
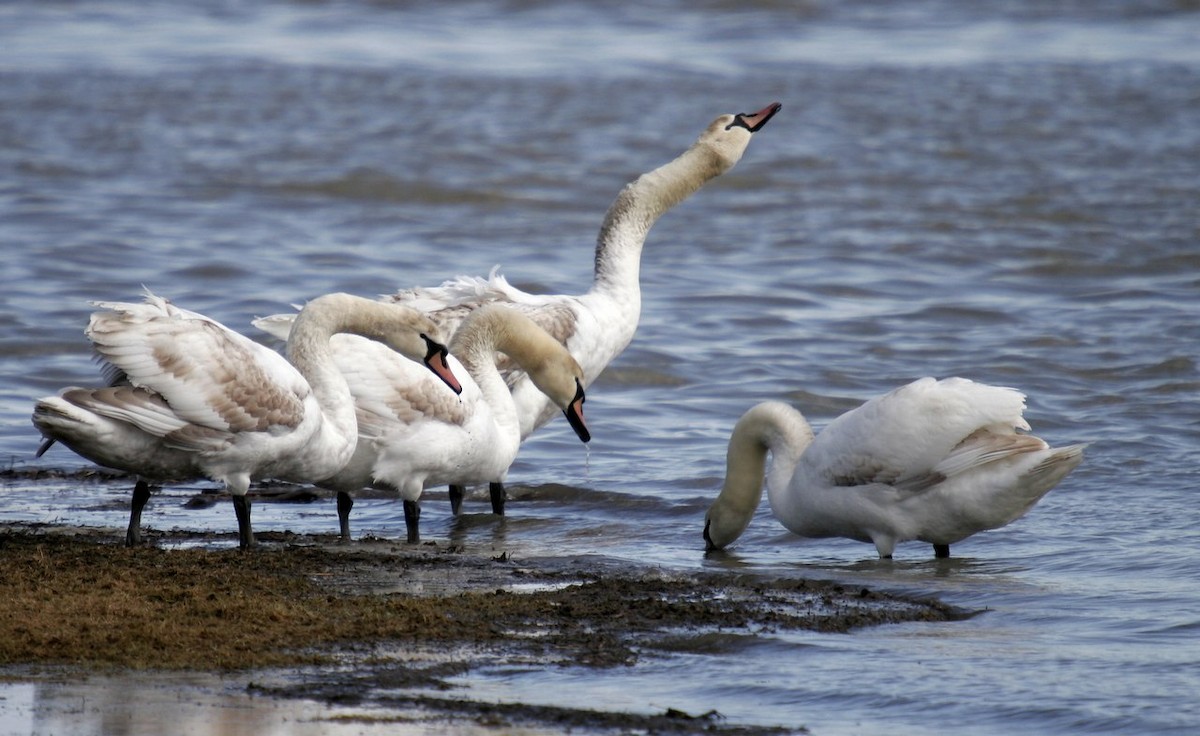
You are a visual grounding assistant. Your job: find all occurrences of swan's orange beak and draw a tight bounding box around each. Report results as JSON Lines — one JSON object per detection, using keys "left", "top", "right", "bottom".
{"left": 422, "top": 336, "right": 462, "bottom": 395}
{"left": 565, "top": 378, "right": 590, "bottom": 443}
{"left": 728, "top": 102, "right": 781, "bottom": 133}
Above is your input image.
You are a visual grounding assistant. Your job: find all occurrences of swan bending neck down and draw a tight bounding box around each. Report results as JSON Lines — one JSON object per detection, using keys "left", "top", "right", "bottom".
{"left": 31, "top": 290, "right": 459, "bottom": 549}
{"left": 310, "top": 303, "right": 589, "bottom": 544}
{"left": 704, "top": 378, "right": 1086, "bottom": 559}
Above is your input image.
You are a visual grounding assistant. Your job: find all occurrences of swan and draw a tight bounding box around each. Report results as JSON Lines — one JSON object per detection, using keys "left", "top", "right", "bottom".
{"left": 289, "top": 303, "right": 589, "bottom": 544}
{"left": 257, "top": 101, "right": 780, "bottom": 516}
{"left": 31, "top": 290, "right": 461, "bottom": 548}
{"left": 703, "top": 377, "right": 1086, "bottom": 559}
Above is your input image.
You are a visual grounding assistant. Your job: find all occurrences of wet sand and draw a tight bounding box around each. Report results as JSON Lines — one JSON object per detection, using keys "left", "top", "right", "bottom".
{"left": 0, "top": 473, "right": 967, "bottom": 734}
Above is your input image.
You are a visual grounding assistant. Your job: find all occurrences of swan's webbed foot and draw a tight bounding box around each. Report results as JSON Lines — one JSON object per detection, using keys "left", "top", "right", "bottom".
{"left": 448, "top": 485, "right": 465, "bottom": 516}
{"left": 336, "top": 491, "right": 354, "bottom": 542}
{"left": 125, "top": 480, "right": 153, "bottom": 547}
{"left": 489, "top": 482, "right": 505, "bottom": 516}
{"left": 403, "top": 500, "right": 420, "bottom": 544}
{"left": 232, "top": 494, "right": 256, "bottom": 549}
{"left": 933, "top": 543, "right": 950, "bottom": 558}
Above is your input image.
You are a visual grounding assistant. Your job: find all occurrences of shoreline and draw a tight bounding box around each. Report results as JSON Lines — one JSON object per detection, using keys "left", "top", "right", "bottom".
{"left": 0, "top": 512, "right": 967, "bottom": 734}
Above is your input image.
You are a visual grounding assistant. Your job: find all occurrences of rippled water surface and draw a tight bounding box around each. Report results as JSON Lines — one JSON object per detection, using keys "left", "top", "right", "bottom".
{"left": 2, "top": 1, "right": 1198, "bottom": 733}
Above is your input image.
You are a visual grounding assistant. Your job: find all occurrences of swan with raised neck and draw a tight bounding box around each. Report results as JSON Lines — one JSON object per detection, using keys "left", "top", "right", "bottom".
{"left": 259, "top": 103, "right": 778, "bottom": 438}
{"left": 31, "top": 290, "right": 459, "bottom": 548}
{"left": 704, "top": 378, "right": 1086, "bottom": 559}
{"left": 254, "top": 102, "right": 779, "bottom": 517}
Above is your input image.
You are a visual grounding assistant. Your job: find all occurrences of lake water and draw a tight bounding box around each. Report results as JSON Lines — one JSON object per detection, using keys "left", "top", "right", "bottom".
{"left": 1, "top": 0, "right": 1198, "bottom": 733}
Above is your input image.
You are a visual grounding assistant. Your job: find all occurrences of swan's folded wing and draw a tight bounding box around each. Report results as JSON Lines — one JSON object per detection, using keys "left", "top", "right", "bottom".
{"left": 330, "top": 334, "right": 470, "bottom": 436}
{"left": 87, "top": 297, "right": 308, "bottom": 434}
{"left": 932, "top": 430, "right": 1049, "bottom": 479}
{"left": 815, "top": 377, "right": 1032, "bottom": 488}
{"left": 60, "top": 386, "right": 234, "bottom": 452}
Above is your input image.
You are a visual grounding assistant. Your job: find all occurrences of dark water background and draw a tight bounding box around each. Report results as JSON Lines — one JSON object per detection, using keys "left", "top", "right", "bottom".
{"left": 1, "top": 1, "right": 1198, "bottom": 733}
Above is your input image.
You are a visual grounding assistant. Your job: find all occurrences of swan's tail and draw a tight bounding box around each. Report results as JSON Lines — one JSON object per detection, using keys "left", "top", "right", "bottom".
{"left": 31, "top": 392, "right": 197, "bottom": 479}
{"left": 31, "top": 395, "right": 103, "bottom": 455}
{"left": 252, "top": 312, "right": 297, "bottom": 342}
{"left": 1013, "top": 443, "right": 1087, "bottom": 515}
{"left": 1027, "top": 444, "right": 1086, "bottom": 486}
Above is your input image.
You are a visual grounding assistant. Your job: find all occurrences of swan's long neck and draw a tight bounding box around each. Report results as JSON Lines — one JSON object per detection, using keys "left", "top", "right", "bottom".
{"left": 452, "top": 308, "right": 556, "bottom": 434}
{"left": 286, "top": 294, "right": 414, "bottom": 445}
{"left": 706, "top": 402, "right": 813, "bottom": 548}
{"left": 591, "top": 139, "right": 734, "bottom": 304}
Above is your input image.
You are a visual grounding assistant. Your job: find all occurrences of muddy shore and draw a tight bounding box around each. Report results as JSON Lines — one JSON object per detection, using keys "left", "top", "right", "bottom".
{"left": 0, "top": 474, "right": 967, "bottom": 734}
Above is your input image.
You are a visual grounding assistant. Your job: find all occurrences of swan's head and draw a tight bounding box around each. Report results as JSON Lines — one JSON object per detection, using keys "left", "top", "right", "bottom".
{"left": 419, "top": 334, "right": 463, "bottom": 395}
{"left": 454, "top": 304, "right": 590, "bottom": 442}
{"left": 531, "top": 358, "right": 590, "bottom": 444}
{"left": 702, "top": 401, "right": 805, "bottom": 552}
{"left": 703, "top": 498, "right": 753, "bottom": 552}
{"left": 370, "top": 304, "right": 462, "bottom": 395}
{"left": 564, "top": 377, "right": 590, "bottom": 444}
{"left": 698, "top": 102, "right": 782, "bottom": 171}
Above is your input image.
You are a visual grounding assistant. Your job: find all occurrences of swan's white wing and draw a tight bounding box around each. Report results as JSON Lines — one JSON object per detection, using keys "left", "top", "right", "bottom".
{"left": 86, "top": 292, "right": 308, "bottom": 437}
{"left": 384, "top": 266, "right": 582, "bottom": 349}
{"left": 386, "top": 265, "right": 531, "bottom": 310}
{"left": 806, "top": 377, "right": 1031, "bottom": 490}
{"left": 327, "top": 334, "right": 472, "bottom": 438}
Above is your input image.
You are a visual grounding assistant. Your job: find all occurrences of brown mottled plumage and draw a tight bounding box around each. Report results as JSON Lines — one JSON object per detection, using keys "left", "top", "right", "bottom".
{"left": 33, "top": 291, "right": 459, "bottom": 548}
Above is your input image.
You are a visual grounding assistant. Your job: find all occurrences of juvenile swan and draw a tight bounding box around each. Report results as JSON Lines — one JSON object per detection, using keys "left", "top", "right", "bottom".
{"left": 257, "top": 102, "right": 779, "bottom": 515}
{"left": 301, "top": 304, "right": 590, "bottom": 544}
{"left": 32, "top": 290, "right": 460, "bottom": 548}
{"left": 703, "top": 378, "right": 1085, "bottom": 559}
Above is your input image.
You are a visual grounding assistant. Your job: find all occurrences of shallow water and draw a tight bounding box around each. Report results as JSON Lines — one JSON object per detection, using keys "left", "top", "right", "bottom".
{"left": 2, "top": 0, "right": 1199, "bottom": 733}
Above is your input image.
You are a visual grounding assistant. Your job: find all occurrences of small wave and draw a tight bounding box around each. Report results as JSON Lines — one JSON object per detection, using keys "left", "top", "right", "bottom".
{"left": 269, "top": 168, "right": 517, "bottom": 206}
{"left": 592, "top": 366, "right": 689, "bottom": 388}
{"left": 897, "top": 304, "right": 1016, "bottom": 325}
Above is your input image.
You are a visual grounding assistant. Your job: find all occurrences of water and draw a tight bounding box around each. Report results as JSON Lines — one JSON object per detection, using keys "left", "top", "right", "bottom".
{"left": 2, "top": 0, "right": 1199, "bottom": 733}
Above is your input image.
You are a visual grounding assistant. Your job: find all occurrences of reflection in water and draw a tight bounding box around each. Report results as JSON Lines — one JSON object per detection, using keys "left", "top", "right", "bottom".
{"left": 1, "top": 670, "right": 575, "bottom": 736}
{"left": 3, "top": 675, "right": 336, "bottom": 736}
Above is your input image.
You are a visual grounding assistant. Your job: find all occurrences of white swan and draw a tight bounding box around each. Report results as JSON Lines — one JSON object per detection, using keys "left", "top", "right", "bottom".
{"left": 704, "top": 377, "right": 1086, "bottom": 559}
{"left": 31, "top": 290, "right": 461, "bottom": 548}
{"left": 292, "top": 304, "right": 589, "bottom": 543}
{"left": 257, "top": 101, "right": 780, "bottom": 516}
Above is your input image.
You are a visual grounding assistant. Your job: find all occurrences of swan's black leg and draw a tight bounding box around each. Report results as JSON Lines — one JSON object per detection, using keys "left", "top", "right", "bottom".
{"left": 403, "top": 499, "right": 421, "bottom": 544}
{"left": 232, "top": 494, "right": 255, "bottom": 549}
{"left": 489, "top": 482, "right": 506, "bottom": 516}
{"left": 125, "top": 480, "right": 152, "bottom": 547}
{"left": 337, "top": 491, "right": 354, "bottom": 542}
{"left": 448, "top": 485, "right": 465, "bottom": 516}
{"left": 933, "top": 543, "right": 950, "bottom": 558}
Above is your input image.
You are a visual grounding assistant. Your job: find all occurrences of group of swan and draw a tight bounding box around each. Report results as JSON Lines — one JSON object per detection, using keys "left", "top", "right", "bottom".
{"left": 258, "top": 304, "right": 590, "bottom": 544}
{"left": 31, "top": 99, "right": 1085, "bottom": 559}
{"left": 252, "top": 100, "right": 783, "bottom": 542}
